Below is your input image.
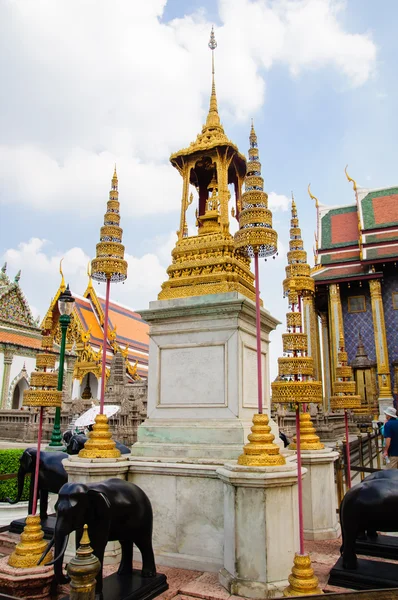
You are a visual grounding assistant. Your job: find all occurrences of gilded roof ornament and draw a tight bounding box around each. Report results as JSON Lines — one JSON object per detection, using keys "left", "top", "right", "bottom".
{"left": 59, "top": 258, "right": 66, "bottom": 293}
{"left": 307, "top": 183, "right": 319, "bottom": 209}
{"left": 170, "top": 27, "right": 242, "bottom": 162}
{"left": 345, "top": 164, "right": 357, "bottom": 192}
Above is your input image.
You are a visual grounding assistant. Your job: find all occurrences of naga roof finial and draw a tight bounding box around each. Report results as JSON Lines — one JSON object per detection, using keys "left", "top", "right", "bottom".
{"left": 345, "top": 164, "right": 357, "bottom": 192}
{"left": 1, "top": 262, "right": 6, "bottom": 274}
{"left": 59, "top": 258, "right": 66, "bottom": 293}
{"left": 308, "top": 183, "right": 319, "bottom": 209}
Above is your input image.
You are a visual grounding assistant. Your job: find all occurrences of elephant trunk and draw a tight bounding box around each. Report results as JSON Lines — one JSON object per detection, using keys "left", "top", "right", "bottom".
{"left": 47, "top": 532, "right": 70, "bottom": 584}
{"left": 6, "top": 467, "right": 25, "bottom": 505}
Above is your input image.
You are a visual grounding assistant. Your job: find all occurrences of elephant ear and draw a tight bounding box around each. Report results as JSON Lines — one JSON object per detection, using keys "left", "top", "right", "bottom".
{"left": 87, "top": 489, "right": 111, "bottom": 519}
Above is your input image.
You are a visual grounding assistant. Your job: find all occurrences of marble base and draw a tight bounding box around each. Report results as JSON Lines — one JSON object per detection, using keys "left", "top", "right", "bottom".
{"left": 0, "top": 556, "right": 54, "bottom": 600}
{"left": 216, "top": 462, "right": 300, "bottom": 598}
{"left": 62, "top": 456, "right": 130, "bottom": 565}
{"left": 128, "top": 458, "right": 225, "bottom": 572}
{"left": 133, "top": 293, "right": 281, "bottom": 461}
{"left": 301, "top": 449, "right": 340, "bottom": 541}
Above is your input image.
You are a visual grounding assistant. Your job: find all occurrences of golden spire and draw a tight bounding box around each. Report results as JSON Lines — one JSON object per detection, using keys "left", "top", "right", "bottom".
{"left": 205, "top": 26, "right": 222, "bottom": 130}
{"left": 234, "top": 122, "right": 278, "bottom": 258}
{"left": 91, "top": 167, "right": 127, "bottom": 283}
{"left": 59, "top": 258, "right": 66, "bottom": 293}
{"left": 345, "top": 164, "right": 357, "bottom": 192}
{"left": 308, "top": 183, "right": 319, "bottom": 209}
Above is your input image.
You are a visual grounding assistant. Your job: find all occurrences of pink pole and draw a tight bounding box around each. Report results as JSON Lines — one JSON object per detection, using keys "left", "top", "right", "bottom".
{"left": 254, "top": 252, "right": 263, "bottom": 414}
{"left": 31, "top": 407, "right": 44, "bottom": 516}
{"left": 99, "top": 278, "right": 111, "bottom": 415}
{"left": 344, "top": 410, "right": 351, "bottom": 488}
{"left": 296, "top": 404, "right": 305, "bottom": 555}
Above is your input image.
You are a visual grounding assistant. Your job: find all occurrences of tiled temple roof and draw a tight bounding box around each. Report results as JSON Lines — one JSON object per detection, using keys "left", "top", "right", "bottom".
{"left": 313, "top": 185, "right": 398, "bottom": 285}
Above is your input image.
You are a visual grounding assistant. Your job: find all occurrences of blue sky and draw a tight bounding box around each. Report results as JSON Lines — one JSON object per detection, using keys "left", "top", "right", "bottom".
{"left": 0, "top": 0, "right": 396, "bottom": 382}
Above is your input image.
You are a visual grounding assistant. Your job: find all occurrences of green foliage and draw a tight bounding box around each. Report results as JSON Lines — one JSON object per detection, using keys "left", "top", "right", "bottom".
{"left": 0, "top": 449, "right": 30, "bottom": 502}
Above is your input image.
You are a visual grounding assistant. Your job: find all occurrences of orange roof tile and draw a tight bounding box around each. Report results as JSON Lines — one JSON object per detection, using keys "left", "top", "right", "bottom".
{"left": 0, "top": 330, "right": 43, "bottom": 350}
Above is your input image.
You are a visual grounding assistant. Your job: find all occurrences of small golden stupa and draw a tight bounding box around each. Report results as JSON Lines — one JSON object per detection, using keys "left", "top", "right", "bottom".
{"left": 330, "top": 336, "right": 361, "bottom": 412}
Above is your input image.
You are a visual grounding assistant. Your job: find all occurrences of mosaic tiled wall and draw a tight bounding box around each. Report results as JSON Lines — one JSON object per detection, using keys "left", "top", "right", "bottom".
{"left": 381, "top": 273, "right": 398, "bottom": 387}
{"left": 341, "top": 287, "right": 376, "bottom": 365}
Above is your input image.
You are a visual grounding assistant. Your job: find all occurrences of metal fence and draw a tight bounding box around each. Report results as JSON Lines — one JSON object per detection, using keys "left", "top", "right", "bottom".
{"left": 335, "top": 432, "right": 383, "bottom": 505}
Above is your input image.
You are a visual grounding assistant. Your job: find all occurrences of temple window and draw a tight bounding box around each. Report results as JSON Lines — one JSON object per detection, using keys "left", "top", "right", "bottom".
{"left": 348, "top": 295, "right": 366, "bottom": 313}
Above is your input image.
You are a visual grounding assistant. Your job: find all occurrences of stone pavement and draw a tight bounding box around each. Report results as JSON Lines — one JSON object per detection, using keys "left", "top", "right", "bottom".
{"left": 0, "top": 531, "right": 396, "bottom": 599}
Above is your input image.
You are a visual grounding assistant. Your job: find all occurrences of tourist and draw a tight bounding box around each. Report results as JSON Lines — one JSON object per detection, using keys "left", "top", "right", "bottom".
{"left": 382, "top": 406, "right": 398, "bottom": 468}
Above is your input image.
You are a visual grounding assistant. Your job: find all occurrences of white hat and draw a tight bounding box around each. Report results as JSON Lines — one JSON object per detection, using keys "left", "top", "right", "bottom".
{"left": 384, "top": 406, "right": 397, "bottom": 418}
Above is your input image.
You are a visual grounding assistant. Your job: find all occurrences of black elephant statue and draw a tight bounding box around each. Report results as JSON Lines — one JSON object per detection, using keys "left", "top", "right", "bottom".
{"left": 65, "top": 434, "right": 131, "bottom": 455}
{"left": 41, "top": 478, "right": 156, "bottom": 598}
{"left": 340, "top": 472, "right": 398, "bottom": 569}
{"left": 6, "top": 448, "right": 67, "bottom": 519}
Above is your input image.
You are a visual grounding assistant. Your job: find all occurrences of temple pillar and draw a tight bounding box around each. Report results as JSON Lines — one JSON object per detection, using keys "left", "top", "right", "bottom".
{"left": 302, "top": 295, "right": 322, "bottom": 383}
{"left": 369, "top": 278, "right": 393, "bottom": 418}
{"left": 320, "top": 313, "right": 332, "bottom": 411}
{"left": 328, "top": 284, "right": 344, "bottom": 384}
{"left": 0, "top": 351, "right": 13, "bottom": 409}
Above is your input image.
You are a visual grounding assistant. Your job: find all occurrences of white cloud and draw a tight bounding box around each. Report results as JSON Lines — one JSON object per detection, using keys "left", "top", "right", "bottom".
{"left": 268, "top": 192, "right": 290, "bottom": 212}
{"left": 0, "top": 0, "right": 376, "bottom": 216}
{"left": 2, "top": 237, "right": 167, "bottom": 320}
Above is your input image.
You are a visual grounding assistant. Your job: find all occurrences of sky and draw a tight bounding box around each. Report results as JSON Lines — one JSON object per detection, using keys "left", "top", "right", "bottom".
{"left": 1, "top": 0, "right": 397, "bottom": 384}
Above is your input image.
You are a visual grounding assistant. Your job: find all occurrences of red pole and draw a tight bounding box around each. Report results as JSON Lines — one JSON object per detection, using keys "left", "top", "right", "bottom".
{"left": 296, "top": 404, "right": 305, "bottom": 555}
{"left": 31, "top": 407, "right": 44, "bottom": 516}
{"left": 99, "top": 277, "right": 111, "bottom": 415}
{"left": 344, "top": 410, "right": 351, "bottom": 488}
{"left": 254, "top": 252, "right": 263, "bottom": 414}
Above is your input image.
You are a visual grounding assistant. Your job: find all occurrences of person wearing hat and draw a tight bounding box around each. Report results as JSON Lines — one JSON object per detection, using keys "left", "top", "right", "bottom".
{"left": 383, "top": 406, "right": 398, "bottom": 469}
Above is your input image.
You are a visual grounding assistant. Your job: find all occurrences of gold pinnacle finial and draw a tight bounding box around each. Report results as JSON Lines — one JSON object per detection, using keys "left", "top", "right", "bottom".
{"left": 112, "top": 164, "right": 118, "bottom": 187}
{"left": 59, "top": 258, "right": 66, "bottom": 293}
{"left": 345, "top": 164, "right": 357, "bottom": 192}
{"left": 249, "top": 119, "right": 257, "bottom": 144}
{"left": 308, "top": 183, "right": 319, "bottom": 209}
{"left": 291, "top": 191, "right": 296, "bottom": 209}
{"left": 205, "top": 26, "right": 221, "bottom": 129}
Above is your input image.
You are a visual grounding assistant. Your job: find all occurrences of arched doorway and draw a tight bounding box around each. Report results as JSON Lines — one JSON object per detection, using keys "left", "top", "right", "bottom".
{"left": 11, "top": 378, "right": 29, "bottom": 409}
{"left": 80, "top": 372, "right": 99, "bottom": 400}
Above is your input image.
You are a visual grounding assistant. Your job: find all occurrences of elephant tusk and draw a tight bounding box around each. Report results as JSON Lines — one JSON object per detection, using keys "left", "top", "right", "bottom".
{"left": 37, "top": 537, "right": 55, "bottom": 565}
{"left": 44, "top": 534, "right": 69, "bottom": 566}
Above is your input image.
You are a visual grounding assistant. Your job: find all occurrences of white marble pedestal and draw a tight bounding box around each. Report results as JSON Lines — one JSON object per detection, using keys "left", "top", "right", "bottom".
{"left": 62, "top": 456, "right": 130, "bottom": 565}
{"left": 217, "top": 462, "right": 300, "bottom": 598}
{"left": 131, "top": 293, "right": 281, "bottom": 460}
{"left": 301, "top": 449, "right": 340, "bottom": 540}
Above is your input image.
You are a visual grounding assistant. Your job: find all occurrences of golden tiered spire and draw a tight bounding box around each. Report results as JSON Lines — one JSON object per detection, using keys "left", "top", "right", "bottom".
{"left": 159, "top": 30, "right": 255, "bottom": 302}
{"left": 91, "top": 167, "right": 127, "bottom": 283}
{"left": 330, "top": 337, "right": 361, "bottom": 411}
{"left": 272, "top": 199, "right": 322, "bottom": 407}
{"left": 234, "top": 121, "right": 278, "bottom": 258}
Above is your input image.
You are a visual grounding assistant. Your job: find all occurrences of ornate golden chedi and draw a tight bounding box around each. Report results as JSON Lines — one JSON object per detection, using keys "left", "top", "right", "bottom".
{"left": 8, "top": 515, "right": 52, "bottom": 569}
{"left": 79, "top": 167, "right": 127, "bottom": 459}
{"left": 235, "top": 122, "right": 283, "bottom": 467}
{"left": 330, "top": 337, "right": 361, "bottom": 412}
{"left": 91, "top": 167, "right": 127, "bottom": 283}
{"left": 23, "top": 335, "right": 62, "bottom": 409}
{"left": 272, "top": 198, "right": 322, "bottom": 407}
{"left": 234, "top": 122, "right": 278, "bottom": 259}
{"left": 159, "top": 28, "right": 256, "bottom": 301}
